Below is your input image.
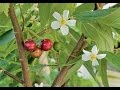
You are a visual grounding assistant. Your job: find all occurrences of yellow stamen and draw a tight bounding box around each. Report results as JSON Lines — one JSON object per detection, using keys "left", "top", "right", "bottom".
{"left": 60, "top": 18, "right": 67, "bottom": 25}
{"left": 90, "top": 54, "right": 97, "bottom": 61}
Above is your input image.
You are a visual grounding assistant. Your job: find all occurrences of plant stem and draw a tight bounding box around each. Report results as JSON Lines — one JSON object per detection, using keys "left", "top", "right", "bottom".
{"left": 8, "top": 3, "right": 32, "bottom": 87}
{"left": 0, "top": 67, "right": 24, "bottom": 84}
{"left": 19, "top": 4, "right": 25, "bottom": 31}
{"left": 52, "top": 34, "right": 87, "bottom": 87}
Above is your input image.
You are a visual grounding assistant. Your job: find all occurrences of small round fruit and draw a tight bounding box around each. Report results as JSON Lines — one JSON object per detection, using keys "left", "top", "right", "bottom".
{"left": 30, "top": 48, "right": 42, "bottom": 58}
{"left": 53, "top": 42, "right": 61, "bottom": 52}
{"left": 24, "top": 39, "right": 37, "bottom": 51}
{"left": 41, "top": 39, "right": 53, "bottom": 51}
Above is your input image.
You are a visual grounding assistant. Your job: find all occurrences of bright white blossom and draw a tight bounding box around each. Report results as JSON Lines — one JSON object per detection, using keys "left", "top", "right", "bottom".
{"left": 103, "top": 3, "right": 118, "bottom": 9}
{"left": 34, "top": 82, "right": 43, "bottom": 87}
{"left": 112, "top": 32, "right": 116, "bottom": 39}
{"left": 82, "top": 45, "right": 106, "bottom": 66}
{"left": 77, "top": 65, "right": 91, "bottom": 79}
{"left": 51, "top": 10, "right": 76, "bottom": 35}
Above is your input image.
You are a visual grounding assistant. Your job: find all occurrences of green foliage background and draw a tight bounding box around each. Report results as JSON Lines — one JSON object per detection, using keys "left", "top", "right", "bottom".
{"left": 0, "top": 3, "right": 120, "bottom": 87}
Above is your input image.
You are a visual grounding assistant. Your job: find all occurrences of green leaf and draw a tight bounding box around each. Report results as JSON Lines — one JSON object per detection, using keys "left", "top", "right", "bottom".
{"left": 81, "top": 22, "right": 114, "bottom": 52}
{"left": 4, "top": 40, "right": 17, "bottom": 58}
{"left": 58, "top": 48, "right": 69, "bottom": 66}
{"left": 84, "top": 61, "right": 101, "bottom": 86}
{"left": 100, "top": 7, "right": 120, "bottom": 36}
{"left": 0, "top": 12, "right": 11, "bottom": 28}
{"left": 38, "top": 3, "right": 53, "bottom": 29}
{"left": 99, "top": 59, "right": 109, "bottom": 87}
{"left": 105, "top": 51, "right": 120, "bottom": 69}
{"left": 74, "top": 8, "right": 115, "bottom": 23}
{"left": 0, "top": 3, "right": 9, "bottom": 16}
{"left": 100, "top": 7, "right": 120, "bottom": 26}
{"left": 0, "top": 30, "right": 15, "bottom": 46}
{"left": 63, "top": 59, "right": 83, "bottom": 85}
{"left": 74, "top": 3, "right": 94, "bottom": 14}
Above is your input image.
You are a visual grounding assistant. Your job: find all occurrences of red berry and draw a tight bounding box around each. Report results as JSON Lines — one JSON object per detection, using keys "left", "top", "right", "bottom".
{"left": 24, "top": 39, "right": 36, "bottom": 51}
{"left": 41, "top": 39, "right": 53, "bottom": 51}
{"left": 30, "top": 48, "right": 42, "bottom": 58}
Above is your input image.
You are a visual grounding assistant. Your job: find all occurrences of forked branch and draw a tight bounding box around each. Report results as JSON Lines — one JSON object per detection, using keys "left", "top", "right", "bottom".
{"left": 8, "top": 3, "right": 32, "bottom": 87}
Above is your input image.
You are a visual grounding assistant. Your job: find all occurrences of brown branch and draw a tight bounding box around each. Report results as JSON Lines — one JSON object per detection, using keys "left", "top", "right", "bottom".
{"left": 8, "top": 3, "right": 32, "bottom": 87}
{"left": 0, "top": 67, "right": 24, "bottom": 84}
{"left": 19, "top": 4, "right": 25, "bottom": 31}
{"left": 52, "top": 34, "right": 87, "bottom": 87}
{"left": 94, "top": 3, "right": 105, "bottom": 10}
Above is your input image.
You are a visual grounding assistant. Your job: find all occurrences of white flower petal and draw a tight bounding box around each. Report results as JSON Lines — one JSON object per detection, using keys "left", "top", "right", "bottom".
{"left": 67, "top": 20, "right": 76, "bottom": 26}
{"left": 77, "top": 65, "right": 90, "bottom": 79}
{"left": 83, "top": 49, "right": 91, "bottom": 54}
{"left": 82, "top": 54, "right": 90, "bottom": 61}
{"left": 39, "top": 82, "right": 44, "bottom": 87}
{"left": 51, "top": 21, "right": 60, "bottom": 29}
{"left": 97, "top": 54, "right": 106, "bottom": 59}
{"left": 63, "top": 10, "right": 69, "bottom": 19}
{"left": 34, "top": 83, "right": 39, "bottom": 87}
{"left": 92, "top": 60, "right": 99, "bottom": 66}
{"left": 53, "top": 12, "right": 62, "bottom": 20}
{"left": 60, "top": 25, "right": 69, "bottom": 35}
{"left": 91, "top": 45, "right": 99, "bottom": 54}
{"left": 34, "top": 83, "right": 43, "bottom": 87}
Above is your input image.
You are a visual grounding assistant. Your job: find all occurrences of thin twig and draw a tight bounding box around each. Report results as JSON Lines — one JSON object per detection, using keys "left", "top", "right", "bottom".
{"left": 52, "top": 34, "right": 87, "bottom": 87}
{"left": 8, "top": 3, "right": 32, "bottom": 87}
{"left": 0, "top": 67, "right": 24, "bottom": 84}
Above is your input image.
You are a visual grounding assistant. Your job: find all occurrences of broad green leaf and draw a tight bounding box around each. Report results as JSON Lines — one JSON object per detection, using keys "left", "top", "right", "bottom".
{"left": 74, "top": 8, "right": 115, "bottom": 23}
{"left": 0, "top": 30, "right": 15, "bottom": 46}
{"left": 0, "top": 12, "right": 11, "bottom": 28}
{"left": 81, "top": 22, "right": 114, "bottom": 52}
{"left": 4, "top": 40, "right": 17, "bottom": 58}
{"left": 100, "top": 7, "right": 120, "bottom": 26}
{"left": 84, "top": 61, "right": 101, "bottom": 86}
{"left": 105, "top": 51, "right": 120, "bottom": 69}
{"left": 100, "top": 7, "right": 120, "bottom": 35}
{"left": 99, "top": 59, "right": 109, "bottom": 87}
{"left": 69, "top": 28, "right": 80, "bottom": 41}
{"left": 0, "top": 3, "right": 9, "bottom": 16}
{"left": 38, "top": 3, "right": 53, "bottom": 29}
{"left": 74, "top": 3, "right": 94, "bottom": 14}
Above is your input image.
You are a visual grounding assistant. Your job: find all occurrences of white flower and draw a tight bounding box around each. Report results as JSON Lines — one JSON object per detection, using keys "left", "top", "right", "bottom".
{"left": 82, "top": 45, "right": 106, "bottom": 66}
{"left": 51, "top": 10, "right": 76, "bottom": 35}
{"left": 34, "top": 82, "right": 43, "bottom": 87}
{"left": 77, "top": 65, "right": 91, "bottom": 79}
{"left": 112, "top": 32, "right": 116, "bottom": 39}
{"left": 32, "top": 3, "right": 39, "bottom": 11}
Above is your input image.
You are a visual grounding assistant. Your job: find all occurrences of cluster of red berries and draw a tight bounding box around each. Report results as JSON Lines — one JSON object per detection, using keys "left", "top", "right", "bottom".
{"left": 24, "top": 39, "right": 53, "bottom": 58}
